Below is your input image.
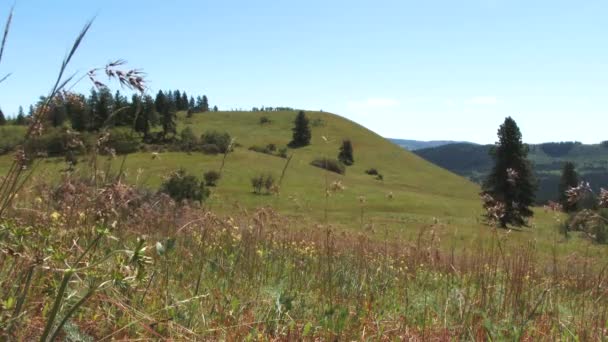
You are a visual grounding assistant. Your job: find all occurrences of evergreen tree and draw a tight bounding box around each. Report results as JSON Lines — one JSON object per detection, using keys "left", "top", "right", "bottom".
{"left": 174, "top": 90, "right": 182, "bottom": 110}
{"left": 289, "top": 110, "right": 311, "bottom": 147}
{"left": 189, "top": 96, "right": 195, "bottom": 110}
{"left": 482, "top": 117, "right": 536, "bottom": 227}
{"left": 113, "top": 90, "right": 130, "bottom": 125}
{"left": 155, "top": 90, "right": 167, "bottom": 114}
{"left": 0, "top": 109, "right": 6, "bottom": 125}
{"left": 202, "top": 95, "right": 209, "bottom": 112}
{"left": 16, "top": 106, "right": 26, "bottom": 125}
{"left": 135, "top": 95, "right": 157, "bottom": 137}
{"left": 338, "top": 139, "right": 354, "bottom": 166}
{"left": 49, "top": 101, "right": 67, "bottom": 127}
{"left": 181, "top": 92, "right": 189, "bottom": 110}
{"left": 213, "top": 105, "right": 218, "bottom": 112}
{"left": 558, "top": 162, "right": 579, "bottom": 212}
{"left": 91, "top": 87, "right": 113, "bottom": 130}
{"left": 195, "top": 96, "right": 203, "bottom": 111}
{"left": 28, "top": 105, "right": 34, "bottom": 117}
{"left": 68, "top": 95, "right": 88, "bottom": 132}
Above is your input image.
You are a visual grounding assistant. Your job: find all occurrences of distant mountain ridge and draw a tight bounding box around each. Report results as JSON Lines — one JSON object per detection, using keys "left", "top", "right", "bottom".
{"left": 388, "top": 138, "right": 474, "bottom": 151}
{"left": 406, "top": 141, "right": 608, "bottom": 204}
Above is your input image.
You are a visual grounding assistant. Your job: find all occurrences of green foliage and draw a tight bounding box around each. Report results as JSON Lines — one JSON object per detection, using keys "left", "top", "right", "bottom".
{"left": 179, "top": 127, "right": 198, "bottom": 151}
{"left": 337, "top": 139, "right": 354, "bottom": 166}
{"left": 203, "top": 170, "right": 221, "bottom": 186}
{"left": 259, "top": 116, "right": 271, "bottom": 125}
{"left": 200, "top": 130, "right": 232, "bottom": 154}
{"left": 251, "top": 173, "right": 275, "bottom": 194}
{"left": 482, "top": 117, "right": 536, "bottom": 227}
{"left": 365, "top": 168, "right": 379, "bottom": 176}
{"left": 161, "top": 169, "right": 209, "bottom": 203}
{"left": 106, "top": 128, "right": 141, "bottom": 154}
{"left": 0, "top": 126, "right": 25, "bottom": 154}
{"left": 289, "top": 111, "right": 311, "bottom": 148}
{"left": 558, "top": 162, "right": 579, "bottom": 212}
{"left": 540, "top": 141, "right": 579, "bottom": 157}
{"left": 311, "top": 157, "right": 345, "bottom": 175}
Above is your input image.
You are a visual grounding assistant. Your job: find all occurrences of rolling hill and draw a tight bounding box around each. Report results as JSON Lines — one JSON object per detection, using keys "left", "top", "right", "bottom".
{"left": 0, "top": 110, "right": 583, "bottom": 252}
{"left": 388, "top": 138, "right": 470, "bottom": 151}
{"left": 413, "top": 142, "right": 608, "bottom": 203}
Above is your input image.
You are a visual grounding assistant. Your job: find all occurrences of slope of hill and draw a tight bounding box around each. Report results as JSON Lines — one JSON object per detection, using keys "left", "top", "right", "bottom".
{"left": 388, "top": 138, "right": 471, "bottom": 150}
{"left": 0, "top": 110, "right": 579, "bottom": 252}
{"left": 413, "top": 142, "right": 608, "bottom": 203}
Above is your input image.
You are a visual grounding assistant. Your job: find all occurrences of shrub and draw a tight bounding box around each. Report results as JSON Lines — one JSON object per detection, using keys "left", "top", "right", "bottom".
{"left": 179, "top": 127, "right": 199, "bottom": 151}
{"left": 278, "top": 147, "right": 288, "bottom": 158}
{"left": 161, "top": 169, "right": 209, "bottom": 203}
{"left": 251, "top": 173, "right": 275, "bottom": 194}
{"left": 106, "top": 128, "right": 141, "bottom": 154}
{"left": 259, "top": 116, "right": 271, "bottom": 125}
{"left": 203, "top": 170, "right": 221, "bottom": 186}
{"left": 365, "top": 168, "right": 379, "bottom": 176}
{"left": 201, "top": 144, "right": 221, "bottom": 155}
{"left": 201, "top": 130, "right": 232, "bottom": 153}
{"left": 0, "top": 126, "right": 25, "bottom": 155}
{"left": 338, "top": 139, "right": 354, "bottom": 166}
{"left": 311, "top": 158, "right": 345, "bottom": 175}
{"left": 376, "top": 174, "right": 384, "bottom": 181}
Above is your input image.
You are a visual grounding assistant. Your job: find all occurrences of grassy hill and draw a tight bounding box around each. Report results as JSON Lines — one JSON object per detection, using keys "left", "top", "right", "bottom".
{"left": 0, "top": 110, "right": 598, "bottom": 255}
{"left": 413, "top": 142, "right": 608, "bottom": 203}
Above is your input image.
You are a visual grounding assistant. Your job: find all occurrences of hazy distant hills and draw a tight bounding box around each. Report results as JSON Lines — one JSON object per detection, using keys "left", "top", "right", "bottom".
{"left": 388, "top": 139, "right": 474, "bottom": 151}
{"left": 393, "top": 141, "right": 608, "bottom": 204}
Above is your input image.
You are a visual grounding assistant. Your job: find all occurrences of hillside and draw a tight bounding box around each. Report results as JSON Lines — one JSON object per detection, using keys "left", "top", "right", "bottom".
{"left": 413, "top": 142, "right": 608, "bottom": 203}
{"left": 388, "top": 138, "right": 470, "bottom": 151}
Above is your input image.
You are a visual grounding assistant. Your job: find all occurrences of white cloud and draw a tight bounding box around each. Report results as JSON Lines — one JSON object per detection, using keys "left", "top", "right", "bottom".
{"left": 465, "top": 96, "right": 498, "bottom": 105}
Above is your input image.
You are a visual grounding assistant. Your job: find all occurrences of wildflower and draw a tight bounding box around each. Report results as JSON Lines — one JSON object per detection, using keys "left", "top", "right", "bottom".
{"left": 50, "top": 211, "right": 61, "bottom": 221}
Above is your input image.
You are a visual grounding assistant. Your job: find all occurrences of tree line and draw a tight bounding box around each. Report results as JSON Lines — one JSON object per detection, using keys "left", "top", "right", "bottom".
{"left": 0, "top": 89, "right": 216, "bottom": 138}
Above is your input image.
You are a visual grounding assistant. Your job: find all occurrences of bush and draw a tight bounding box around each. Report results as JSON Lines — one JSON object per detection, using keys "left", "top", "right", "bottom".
{"left": 161, "top": 169, "right": 209, "bottom": 203}
{"left": 278, "top": 147, "right": 288, "bottom": 158}
{"left": 365, "top": 168, "right": 379, "bottom": 175}
{"left": 311, "top": 158, "right": 345, "bottom": 175}
{"left": 376, "top": 174, "right": 384, "bottom": 181}
{"left": 0, "top": 126, "right": 25, "bottom": 155}
{"left": 259, "top": 116, "right": 271, "bottom": 125}
{"left": 201, "top": 144, "right": 221, "bottom": 155}
{"left": 106, "top": 128, "right": 141, "bottom": 154}
{"left": 179, "top": 127, "right": 199, "bottom": 151}
{"left": 201, "top": 130, "right": 232, "bottom": 153}
{"left": 251, "top": 173, "right": 275, "bottom": 194}
{"left": 203, "top": 170, "right": 221, "bottom": 186}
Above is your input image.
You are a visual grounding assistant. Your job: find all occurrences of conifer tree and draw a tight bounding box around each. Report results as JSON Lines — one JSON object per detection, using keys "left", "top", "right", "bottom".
{"left": 202, "top": 95, "right": 209, "bottom": 112}
{"left": 189, "top": 96, "right": 195, "bottom": 110}
{"left": 482, "top": 117, "right": 536, "bottom": 227}
{"left": 338, "top": 139, "right": 354, "bottom": 166}
{"left": 558, "top": 162, "right": 579, "bottom": 212}
{"left": 0, "top": 109, "right": 6, "bottom": 126}
{"left": 16, "top": 106, "right": 26, "bottom": 125}
{"left": 181, "top": 92, "right": 189, "bottom": 110}
{"left": 289, "top": 110, "right": 312, "bottom": 147}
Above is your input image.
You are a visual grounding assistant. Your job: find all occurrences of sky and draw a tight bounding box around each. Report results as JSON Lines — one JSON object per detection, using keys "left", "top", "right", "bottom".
{"left": 0, "top": 0, "right": 607, "bottom": 144}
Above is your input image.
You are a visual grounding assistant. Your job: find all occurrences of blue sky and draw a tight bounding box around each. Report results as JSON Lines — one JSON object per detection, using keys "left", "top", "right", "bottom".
{"left": 0, "top": 1, "right": 606, "bottom": 144}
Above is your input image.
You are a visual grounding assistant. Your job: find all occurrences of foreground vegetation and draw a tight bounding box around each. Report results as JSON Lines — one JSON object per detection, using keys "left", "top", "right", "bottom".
{"left": 1, "top": 177, "right": 608, "bottom": 340}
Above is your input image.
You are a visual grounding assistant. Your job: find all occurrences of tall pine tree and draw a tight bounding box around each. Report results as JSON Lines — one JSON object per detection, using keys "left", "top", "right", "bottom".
{"left": 0, "top": 109, "right": 6, "bottom": 126}
{"left": 338, "top": 139, "right": 354, "bottom": 166}
{"left": 16, "top": 106, "right": 26, "bottom": 125}
{"left": 482, "top": 117, "right": 536, "bottom": 227}
{"left": 558, "top": 162, "right": 579, "bottom": 212}
{"left": 289, "top": 111, "right": 311, "bottom": 148}
{"left": 202, "top": 95, "right": 209, "bottom": 112}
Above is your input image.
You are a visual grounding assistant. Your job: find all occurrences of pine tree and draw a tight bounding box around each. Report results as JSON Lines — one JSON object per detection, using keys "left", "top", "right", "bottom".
{"left": 16, "top": 106, "right": 26, "bottom": 125}
{"left": 135, "top": 95, "right": 157, "bottom": 138}
{"left": 155, "top": 90, "right": 167, "bottom": 114}
{"left": 482, "top": 117, "right": 536, "bottom": 227}
{"left": 181, "top": 92, "right": 189, "bottom": 111}
{"left": 338, "top": 139, "right": 354, "bottom": 166}
{"left": 174, "top": 90, "right": 182, "bottom": 110}
{"left": 189, "top": 96, "right": 195, "bottom": 110}
{"left": 28, "top": 105, "right": 34, "bottom": 117}
{"left": 558, "top": 162, "right": 579, "bottom": 212}
{"left": 202, "top": 95, "right": 209, "bottom": 112}
{"left": 0, "top": 109, "right": 6, "bottom": 126}
{"left": 213, "top": 105, "right": 218, "bottom": 112}
{"left": 289, "top": 110, "right": 311, "bottom": 147}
